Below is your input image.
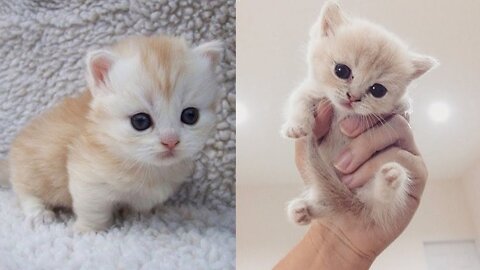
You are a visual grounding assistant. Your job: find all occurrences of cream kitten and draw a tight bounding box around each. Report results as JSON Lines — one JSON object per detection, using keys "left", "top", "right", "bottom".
{"left": 281, "top": 2, "right": 436, "bottom": 229}
{"left": 0, "top": 36, "right": 223, "bottom": 232}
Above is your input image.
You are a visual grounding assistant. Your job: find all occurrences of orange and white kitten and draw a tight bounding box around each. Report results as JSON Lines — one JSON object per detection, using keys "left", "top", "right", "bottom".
{"left": 281, "top": 2, "right": 436, "bottom": 229}
{"left": 1, "top": 36, "right": 222, "bottom": 232}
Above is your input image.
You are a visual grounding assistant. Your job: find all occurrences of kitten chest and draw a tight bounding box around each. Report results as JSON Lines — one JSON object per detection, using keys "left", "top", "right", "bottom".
{"left": 116, "top": 163, "right": 192, "bottom": 211}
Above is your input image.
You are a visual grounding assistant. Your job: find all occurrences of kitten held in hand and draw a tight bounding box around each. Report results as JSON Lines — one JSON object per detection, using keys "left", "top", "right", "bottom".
{"left": 282, "top": 2, "right": 436, "bottom": 229}
{"left": 2, "top": 36, "right": 223, "bottom": 232}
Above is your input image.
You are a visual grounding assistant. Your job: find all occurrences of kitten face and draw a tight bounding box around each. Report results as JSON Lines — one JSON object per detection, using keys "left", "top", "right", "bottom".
{"left": 308, "top": 1, "right": 436, "bottom": 116}
{"left": 86, "top": 36, "right": 222, "bottom": 166}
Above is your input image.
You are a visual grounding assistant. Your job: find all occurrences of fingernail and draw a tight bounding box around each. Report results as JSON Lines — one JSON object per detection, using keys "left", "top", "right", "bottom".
{"left": 334, "top": 150, "right": 352, "bottom": 172}
{"left": 341, "top": 175, "right": 354, "bottom": 186}
{"left": 340, "top": 118, "right": 359, "bottom": 135}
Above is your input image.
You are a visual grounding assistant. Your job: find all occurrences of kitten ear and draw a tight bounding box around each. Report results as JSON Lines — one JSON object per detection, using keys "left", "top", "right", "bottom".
{"left": 193, "top": 40, "right": 223, "bottom": 69}
{"left": 86, "top": 49, "right": 117, "bottom": 95}
{"left": 312, "top": 1, "right": 348, "bottom": 38}
{"left": 410, "top": 53, "right": 438, "bottom": 80}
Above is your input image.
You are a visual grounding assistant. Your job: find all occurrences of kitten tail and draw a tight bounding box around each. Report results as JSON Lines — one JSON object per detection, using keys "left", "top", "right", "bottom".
{"left": 0, "top": 159, "right": 10, "bottom": 188}
{"left": 305, "top": 135, "right": 357, "bottom": 211}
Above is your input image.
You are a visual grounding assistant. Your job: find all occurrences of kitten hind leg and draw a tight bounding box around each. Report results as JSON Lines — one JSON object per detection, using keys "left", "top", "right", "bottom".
{"left": 287, "top": 188, "right": 328, "bottom": 225}
{"left": 356, "top": 162, "right": 410, "bottom": 229}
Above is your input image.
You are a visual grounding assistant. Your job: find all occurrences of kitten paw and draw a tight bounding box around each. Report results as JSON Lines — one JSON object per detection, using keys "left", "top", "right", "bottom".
{"left": 73, "top": 219, "right": 111, "bottom": 233}
{"left": 73, "top": 221, "right": 100, "bottom": 234}
{"left": 25, "top": 209, "right": 56, "bottom": 228}
{"left": 379, "top": 162, "right": 407, "bottom": 189}
{"left": 358, "top": 162, "right": 410, "bottom": 228}
{"left": 288, "top": 199, "right": 312, "bottom": 225}
{"left": 281, "top": 123, "right": 308, "bottom": 139}
{"left": 293, "top": 206, "right": 312, "bottom": 225}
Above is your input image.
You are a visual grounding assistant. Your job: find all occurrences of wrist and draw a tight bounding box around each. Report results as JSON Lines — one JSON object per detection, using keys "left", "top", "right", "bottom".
{"left": 308, "top": 221, "right": 374, "bottom": 269}
{"left": 274, "top": 220, "right": 374, "bottom": 270}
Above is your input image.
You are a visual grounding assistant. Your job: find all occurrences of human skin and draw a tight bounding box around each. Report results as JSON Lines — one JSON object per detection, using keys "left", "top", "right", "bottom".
{"left": 274, "top": 103, "right": 428, "bottom": 270}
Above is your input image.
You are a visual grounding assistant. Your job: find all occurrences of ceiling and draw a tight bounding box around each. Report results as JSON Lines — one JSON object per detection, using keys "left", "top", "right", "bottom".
{"left": 237, "top": 0, "right": 480, "bottom": 184}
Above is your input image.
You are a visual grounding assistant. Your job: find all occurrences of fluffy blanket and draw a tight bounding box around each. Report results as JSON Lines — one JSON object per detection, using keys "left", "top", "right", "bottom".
{"left": 0, "top": 0, "right": 236, "bottom": 268}
{"left": 0, "top": 189, "right": 235, "bottom": 270}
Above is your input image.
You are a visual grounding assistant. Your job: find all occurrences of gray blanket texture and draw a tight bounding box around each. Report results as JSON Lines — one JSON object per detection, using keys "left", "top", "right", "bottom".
{"left": 0, "top": 1, "right": 236, "bottom": 268}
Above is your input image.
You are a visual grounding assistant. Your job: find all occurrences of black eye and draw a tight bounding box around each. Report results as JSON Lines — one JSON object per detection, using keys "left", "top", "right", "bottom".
{"left": 369, "top": 83, "right": 388, "bottom": 98}
{"left": 181, "top": 107, "right": 199, "bottom": 125}
{"left": 130, "top": 113, "right": 152, "bottom": 131}
{"left": 334, "top": 64, "right": 352, "bottom": 80}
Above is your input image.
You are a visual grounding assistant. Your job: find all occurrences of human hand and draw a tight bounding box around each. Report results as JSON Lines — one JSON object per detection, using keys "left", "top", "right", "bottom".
{"left": 294, "top": 101, "right": 427, "bottom": 264}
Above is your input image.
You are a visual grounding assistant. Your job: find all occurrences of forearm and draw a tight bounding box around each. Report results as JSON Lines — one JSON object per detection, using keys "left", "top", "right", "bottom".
{"left": 273, "top": 221, "right": 374, "bottom": 270}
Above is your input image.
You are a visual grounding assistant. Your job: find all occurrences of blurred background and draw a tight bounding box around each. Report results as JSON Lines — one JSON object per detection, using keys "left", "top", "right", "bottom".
{"left": 237, "top": 0, "right": 480, "bottom": 269}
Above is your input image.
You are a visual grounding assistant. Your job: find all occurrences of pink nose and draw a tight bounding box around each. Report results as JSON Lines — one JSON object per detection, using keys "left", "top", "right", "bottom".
{"left": 346, "top": 92, "right": 361, "bottom": 102}
{"left": 161, "top": 137, "right": 180, "bottom": 150}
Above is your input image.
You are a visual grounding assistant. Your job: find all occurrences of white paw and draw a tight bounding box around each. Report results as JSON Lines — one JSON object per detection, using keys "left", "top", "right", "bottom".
{"left": 73, "top": 220, "right": 110, "bottom": 233}
{"left": 378, "top": 162, "right": 408, "bottom": 189}
{"left": 73, "top": 221, "right": 97, "bottom": 234}
{"left": 26, "top": 209, "right": 56, "bottom": 228}
{"left": 287, "top": 199, "right": 312, "bottom": 225}
{"left": 281, "top": 123, "right": 309, "bottom": 139}
{"left": 366, "top": 162, "right": 410, "bottom": 205}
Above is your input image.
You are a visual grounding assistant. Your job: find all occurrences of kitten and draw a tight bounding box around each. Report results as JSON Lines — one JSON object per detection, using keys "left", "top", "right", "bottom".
{"left": 1, "top": 36, "right": 223, "bottom": 232}
{"left": 281, "top": 1, "right": 436, "bottom": 229}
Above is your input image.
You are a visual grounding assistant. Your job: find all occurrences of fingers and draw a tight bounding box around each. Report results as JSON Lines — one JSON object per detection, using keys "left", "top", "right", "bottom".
{"left": 340, "top": 146, "right": 427, "bottom": 202}
{"left": 334, "top": 115, "right": 419, "bottom": 175}
{"left": 339, "top": 115, "right": 382, "bottom": 138}
{"left": 312, "top": 102, "right": 333, "bottom": 139}
{"left": 387, "top": 115, "right": 420, "bottom": 156}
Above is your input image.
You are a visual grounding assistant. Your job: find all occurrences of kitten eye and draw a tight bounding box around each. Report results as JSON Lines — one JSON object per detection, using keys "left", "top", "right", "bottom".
{"left": 369, "top": 83, "right": 388, "bottom": 98}
{"left": 130, "top": 113, "right": 152, "bottom": 131}
{"left": 334, "top": 64, "right": 352, "bottom": 80}
{"left": 181, "top": 107, "right": 199, "bottom": 125}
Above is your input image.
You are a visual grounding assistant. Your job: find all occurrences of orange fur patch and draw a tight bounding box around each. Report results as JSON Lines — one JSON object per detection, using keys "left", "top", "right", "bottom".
{"left": 9, "top": 91, "right": 92, "bottom": 208}
{"left": 113, "top": 36, "right": 188, "bottom": 100}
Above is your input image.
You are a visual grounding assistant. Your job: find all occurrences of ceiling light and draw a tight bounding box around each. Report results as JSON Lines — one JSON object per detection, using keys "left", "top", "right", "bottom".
{"left": 428, "top": 102, "right": 450, "bottom": 123}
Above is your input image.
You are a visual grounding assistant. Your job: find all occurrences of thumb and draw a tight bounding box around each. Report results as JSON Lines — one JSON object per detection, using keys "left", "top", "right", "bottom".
{"left": 313, "top": 102, "right": 333, "bottom": 139}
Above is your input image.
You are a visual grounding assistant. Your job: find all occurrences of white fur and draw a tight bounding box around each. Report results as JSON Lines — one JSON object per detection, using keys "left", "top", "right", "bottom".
{"left": 19, "top": 194, "right": 56, "bottom": 226}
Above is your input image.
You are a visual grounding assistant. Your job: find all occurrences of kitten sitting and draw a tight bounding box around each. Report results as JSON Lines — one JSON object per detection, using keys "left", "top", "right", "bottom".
{"left": 281, "top": 1, "right": 436, "bottom": 230}
{"left": 2, "top": 36, "right": 223, "bottom": 232}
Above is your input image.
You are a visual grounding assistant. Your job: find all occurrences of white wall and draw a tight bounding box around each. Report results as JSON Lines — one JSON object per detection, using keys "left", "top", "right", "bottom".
{"left": 462, "top": 164, "right": 480, "bottom": 253}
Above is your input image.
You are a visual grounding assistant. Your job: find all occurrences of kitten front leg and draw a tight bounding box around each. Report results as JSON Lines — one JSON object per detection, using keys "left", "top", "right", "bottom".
{"left": 70, "top": 180, "right": 115, "bottom": 233}
{"left": 73, "top": 198, "right": 114, "bottom": 233}
{"left": 19, "top": 194, "right": 56, "bottom": 226}
{"left": 356, "top": 162, "right": 410, "bottom": 229}
{"left": 287, "top": 188, "right": 328, "bottom": 225}
{"left": 281, "top": 82, "right": 323, "bottom": 139}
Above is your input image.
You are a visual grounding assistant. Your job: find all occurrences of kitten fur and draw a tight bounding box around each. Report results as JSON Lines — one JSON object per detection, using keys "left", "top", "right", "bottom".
{"left": 1, "top": 36, "right": 223, "bottom": 232}
{"left": 282, "top": 1, "right": 436, "bottom": 230}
